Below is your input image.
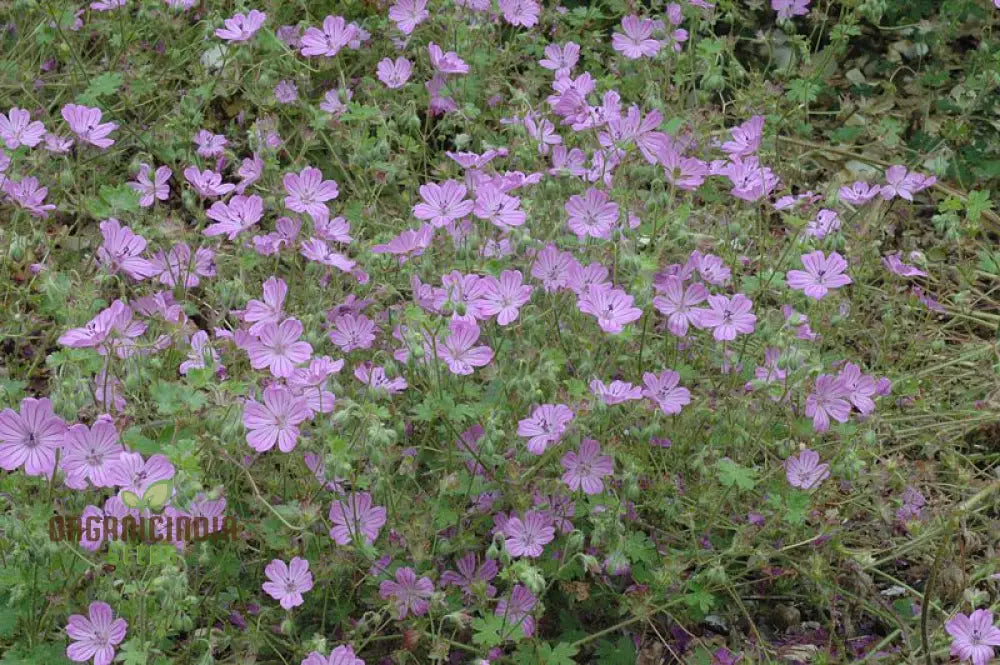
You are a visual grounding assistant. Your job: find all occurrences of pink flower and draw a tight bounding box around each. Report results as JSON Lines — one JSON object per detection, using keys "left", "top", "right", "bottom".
{"left": 473, "top": 184, "right": 525, "bottom": 229}
{"left": 517, "top": 404, "right": 574, "bottom": 454}
{"left": 329, "top": 314, "right": 377, "bottom": 352}
{"left": 151, "top": 243, "right": 216, "bottom": 288}
{"left": 495, "top": 585, "right": 537, "bottom": 637}
{"left": 0, "top": 397, "right": 66, "bottom": 477}
{"left": 838, "top": 362, "right": 876, "bottom": 415}
{"left": 98, "top": 219, "right": 155, "bottom": 280}
{"left": 0, "top": 107, "right": 45, "bottom": 149}
{"left": 243, "top": 384, "right": 311, "bottom": 453}
{"left": 60, "top": 416, "right": 124, "bottom": 489}
{"left": 653, "top": 276, "right": 708, "bottom": 337}
{"left": 376, "top": 57, "right": 413, "bottom": 89}
{"left": 301, "top": 16, "right": 357, "bottom": 57}
{"left": 531, "top": 244, "right": 575, "bottom": 292}
{"left": 215, "top": 10, "right": 266, "bottom": 41}
{"left": 539, "top": 42, "right": 580, "bottom": 74}
{"left": 611, "top": 16, "right": 661, "bottom": 59}
{"left": 388, "top": 0, "right": 428, "bottom": 34}
{"left": 504, "top": 511, "right": 555, "bottom": 557}
{"left": 499, "top": 0, "right": 540, "bottom": 27}
{"left": 263, "top": 557, "right": 314, "bottom": 609}
{"left": 479, "top": 270, "right": 533, "bottom": 325}
{"left": 441, "top": 552, "right": 498, "bottom": 597}
{"left": 184, "top": 167, "right": 235, "bottom": 198}
{"left": 354, "top": 362, "right": 407, "bottom": 394}
{"left": 561, "top": 439, "right": 613, "bottom": 494}
{"left": 3, "top": 176, "right": 56, "bottom": 218}
{"left": 107, "top": 451, "right": 175, "bottom": 495}
{"left": 577, "top": 284, "right": 642, "bottom": 334}
{"left": 786, "top": 250, "right": 852, "bottom": 300}
{"left": 524, "top": 114, "right": 562, "bottom": 154}
{"left": 274, "top": 80, "right": 299, "bottom": 103}
{"left": 413, "top": 180, "right": 473, "bottom": 227}
{"left": 128, "top": 163, "right": 171, "bottom": 207}
{"left": 283, "top": 166, "right": 339, "bottom": 221}
{"left": 805, "top": 208, "right": 841, "bottom": 239}
{"left": 839, "top": 181, "right": 880, "bottom": 205}
{"left": 696, "top": 294, "right": 756, "bottom": 341}
{"left": 641, "top": 370, "right": 691, "bottom": 415}
{"left": 721, "top": 115, "right": 764, "bottom": 157}
{"left": 246, "top": 319, "right": 312, "bottom": 378}
{"left": 65, "top": 602, "right": 127, "bottom": 665}
{"left": 882, "top": 253, "right": 927, "bottom": 278}
{"left": 437, "top": 320, "right": 493, "bottom": 375}
{"left": 193, "top": 130, "right": 227, "bottom": 157}
{"left": 179, "top": 330, "right": 222, "bottom": 375}
{"left": 658, "top": 146, "right": 709, "bottom": 190}
{"left": 288, "top": 356, "right": 341, "bottom": 415}
{"left": 329, "top": 492, "right": 386, "bottom": 545}
{"left": 43, "top": 133, "right": 73, "bottom": 153}
{"left": 880, "top": 165, "right": 935, "bottom": 201}
{"left": 946, "top": 609, "right": 1000, "bottom": 665}
{"left": 805, "top": 374, "right": 851, "bottom": 432}
{"left": 371, "top": 224, "right": 435, "bottom": 261}
{"left": 379, "top": 567, "right": 434, "bottom": 619}
{"left": 203, "top": 194, "right": 264, "bottom": 240}
{"left": 302, "top": 646, "right": 365, "bottom": 665}
{"left": 320, "top": 87, "right": 353, "bottom": 114}
{"left": 784, "top": 448, "right": 829, "bottom": 489}
{"left": 61, "top": 104, "right": 117, "bottom": 149}
{"left": 236, "top": 153, "right": 263, "bottom": 193}
{"left": 590, "top": 379, "right": 643, "bottom": 405}
{"left": 565, "top": 188, "right": 619, "bottom": 240}
{"left": 244, "top": 277, "right": 287, "bottom": 335}
{"left": 91, "top": 0, "right": 126, "bottom": 9}
{"left": 428, "top": 43, "right": 469, "bottom": 74}
{"left": 772, "top": 0, "right": 810, "bottom": 20}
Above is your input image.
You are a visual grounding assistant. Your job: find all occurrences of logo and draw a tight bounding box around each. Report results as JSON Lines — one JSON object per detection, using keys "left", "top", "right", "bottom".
{"left": 120, "top": 479, "right": 172, "bottom": 511}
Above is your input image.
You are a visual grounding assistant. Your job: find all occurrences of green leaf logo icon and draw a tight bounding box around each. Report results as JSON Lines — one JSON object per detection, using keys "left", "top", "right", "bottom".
{"left": 120, "top": 480, "right": 172, "bottom": 511}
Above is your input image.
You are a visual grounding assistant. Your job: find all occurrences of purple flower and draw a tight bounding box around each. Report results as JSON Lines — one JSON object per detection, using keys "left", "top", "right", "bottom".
{"left": 151, "top": 243, "right": 216, "bottom": 288}
{"left": 353, "top": 362, "right": 407, "bottom": 394}
{"left": 60, "top": 416, "right": 123, "bottom": 489}
{"left": 721, "top": 116, "right": 764, "bottom": 157}
{"left": 561, "top": 439, "right": 613, "bottom": 494}
{"left": 611, "top": 15, "right": 661, "bottom": 59}
{"left": 839, "top": 181, "right": 880, "bottom": 205}
{"left": 838, "top": 362, "right": 876, "bottom": 415}
{"left": 3, "top": 176, "right": 56, "bottom": 218}
{"left": 246, "top": 318, "right": 313, "bottom": 378}
{"left": 946, "top": 609, "right": 1000, "bottom": 665}
{"left": 653, "top": 277, "right": 708, "bottom": 337}
{"left": 0, "top": 397, "right": 66, "bottom": 477}
{"left": 302, "top": 645, "right": 366, "bottom": 665}
{"left": 437, "top": 320, "right": 493, "bottom": 375}
{"left": 880, "top": 165, "right": 935, "bottom": 201}
{"left": 504, "top": 510, "right": 555, "bottom": 557}
{"left": 479, "top": 270, "right": 533, "bottom": 325}
{"left": 0, "top": 107, "right": 45, "bottom": 149}
{"left": 786, "top": 251, "right": 852, "bottom": 300}
{"left": 262, "top": 557, "right": 314, "bottom": 610}
{"left": 243, "top": 384, "right": 311, "bottom": 453}
{"left": 641, "top": 370, "right": 691, "bottom": 415}
{"left": 590, "top": 379, "right": 643, "bottom": 405}
{"left": 413, "top": 180, "right": 473, "bottom": 227}
{"left": 329, "top": 314, "right": 377, "bottom": 352}
{"left": 107, "top": 452, "right": 175, "bottom": 495}
{"left": 539, "top": 42, "right": 580, "bottom": 74}
{"left": 371, "top": 224, "right": 435, "bottom": 261}
{"left": 204, "top": 194, "right": 264, "bottom": 240}
{"left": 96, "top": 219, "right": 156, "bottom": 280}
{"left": 565, "top": 187, "right": 619, "bottom": 240}
{"left": 882, "top": 253, "right": 927, "bottom": 278}
{"left": 388, "top": 0, "right": 428, "bottom": 33}
{"left": 215, "top": 10, "right": 266, "bottom": 41}
{"left": 274, "top": 80, "right": 299, "bottom": 103}
{"left": 499, "top": 0, "right": 540, "bottom": 26}
{"left": 65, "top": 602, "right": 127, "bottom": 665}
{"left": 301, "top": 15, "right": 357, "bottom": 58}
{"left": 283, "top": 166, "right": 339, "bottom": 222}
{"left": 495, "top": 585, "right": 537, "bottom": 637}
{"left": 473, "top": 184, "right": 526, "bottom": 229}
{"left": 428, "top": 43, "right": 469, "bottom": 74}
{"left": 531, "top": 245, "right": 575, "bottom": 292}
{"left": 128, "top": 163, "right": 171, "bottom": 207}
{"left": 183, "top": 167, "right": 235, "bottom": 198}
{"left": 244, "top": 277, "right": 287, "bottom": 335}
{"left": 517, "top": 404, "right": 574, "bottom": 454}
{"left": 784, "top": 448, "right": 829, "bottom": 489}
{"left": 329, "top": 492, "right": 386, "bottom": 545}
{"left": 379, "top": 567, "right": 434, "bottom": 619}
{"left": 577, "top": 284, "right": 642, "bottom": 334}
{"left": 696, "top": 294, "right": 756, "bottom": 341}
{"left": 179, "top": 330, "right": 222, "bottom": 376}
{"left": 377, "top": 57, "right": 413, "bottom": 89}
{"left": 61, "top": 104, "right": 117, "bottom": 149}
{"left": 440, "top": 552, "right": 498, "bottom": 597}
{"left": 805, "top": 374, "right": 851, "bottom": 432}
{"left": 753, "top": 347, "right": 787, "bottom": 384}
{"left": 772, "top": 0, "right": 810, "bottom": 20}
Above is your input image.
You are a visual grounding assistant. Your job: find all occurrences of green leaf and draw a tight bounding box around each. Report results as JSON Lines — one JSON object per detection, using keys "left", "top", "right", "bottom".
{"left": 595, "top": 637, "right": 637, "bottom": 665}
{"left": 78, "top": 72, "right": 123, "bottom": 105}
{"left": 536, "top": 641, "right": 578, "bottom": 665}
{"left": 472, "top": 615, "right": 504, "bottom": 647}
{"left": 716, "top": 458, "right": 757, "bottom": 491}
{"left": 965, "top": 190, "right": 993, "bottom": 223}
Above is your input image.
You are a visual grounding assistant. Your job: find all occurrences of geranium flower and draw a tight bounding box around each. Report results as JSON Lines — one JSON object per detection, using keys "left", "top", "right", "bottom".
{"left": 283, "top": 166, "right": 339, "bottom": 221}
{"left": 565, "top": 187, "right": 618, "bottom": 240}
{"left": 0, "top": 397, "right": 66, "bottom": 477}
{"left": 805, "top": 374, "right": 851, "bottom": 432}
{"left": 388, "top": 0, "right": 429, "bottom": 34}
{"left": 611, "top": 15, "right": 661, "bottom": 59}
{"left": 243, "top": 384, "right": 311, "bottom": 453}
{"left": 517, "top": 403, "right": 574, "bottom": 454}
{"left": 128, "top": 163, "right": 171, "bottom": 207}
{"left": 380, "top": 567, "right": 434, "bottom": 619}
{"left": 0, "top": 107, "right": 45, "bottom": 149}
{"left": 246, "top": 318, "right": 313, "bottom": 378}
{"left": 301, "top": 16, "right": 357, "bottom": 57}
{"left": 504, "top": 511, "right": 555, "bottom": 557}
{"left": 495, "top": 585, "right": 537, "bottom": 637}
{"left": 65, "top": 602, "right": 127, "bottom": 665}
{"left": 215, "top": 10, "right": 266, "bottom": 42}
{"left": 641, "top": 370, "right": 691, "bottom": 414}
{"left": 946, "top": 609, "right": 1000, "bottom": 665}
{"left": 561, "top": 439, "right": 613, "bottom": 494}
{"left": 590, "top": 379, "right": 643, "bottom": 405}
{"left": 577, "top": 284, "right": 642, "bottom": 334}
{"left": 653, "top": 276, "right": 708, "bottom": 337}
{"left": 784, "top": 448, "right": 829, "bottom": 489}
{"left": 60, "top": 416, "right": 123, "bottom": 489}
{"left": 479, "top": 270, "right": 533, "bottom": 325}
{"left": 329, "top": 492, "right": 386, "bottom": 545}
{"left": 302, "top": 646, "right": 366, "bottom": 665}
{"left": 262, "top": 557, "right": 314, "bottom": 610}
{"left": 786, "top": 251, "right": 852, "bottom": 300}
{"left": 413, "top": 180, "right": 473, "bottom": 227}
{"left": 61, "top": 104, "right": 117, "bottom": 148}
{"left": 695, "top": 294, "right": 756, "bottom": 341}
{"left": 437, "top": 320, "right": 493, "bottom": 375}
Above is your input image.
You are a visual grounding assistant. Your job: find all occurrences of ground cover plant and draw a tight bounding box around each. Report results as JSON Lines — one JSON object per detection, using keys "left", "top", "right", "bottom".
{"left": 2, "top": 0, "right": 1000, "bottom": 663}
